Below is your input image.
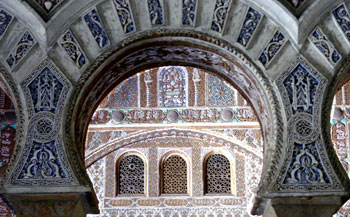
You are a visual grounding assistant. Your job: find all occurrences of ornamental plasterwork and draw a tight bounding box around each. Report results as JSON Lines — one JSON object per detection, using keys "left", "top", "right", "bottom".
{"left": 147, "top": 0, "right": 164, "bottom": 26}
{"left": 84, "top": 8, "right": 110, "bottom": 49}
{"left": 275, "top": 56, "right": 344, "bottom": 192}
{"left": 87, "top": 130, "right": 262, "bottom": 215}
{"left": 0, "top": 9, "right": 13, "bottom": 39}
{"left": 333, "top": 4, "right": 350, "bottom": 44}
{"left": 182, "top": 0, "right": 197, "bottom": 26}
{"left": 113, "top": 0, "right": 136, "bottom": 33}
{"left": 10, "top": 59, "right": 77, "bottom": 186}
{"left": 277, "top": 56, "right": 327, "bottom": 119}
{"left": 309, "top": 27, "right": 341, "bottom": 66}
{"left": 6, "top": 31, "right": 36, "bottom": 69}
{"left": 286, "top": 0, "right": 305, "bottom": 8}
{"left": 258, "top": 30, "right": 287, "bottom": 67}
{"left": 211, "top": 0, "right": 231, "bottom": 33}
{"left": 86, "top": 69, "right": 263, "bottom": 215}
{"left": 237, "top": 7, "right": 263, "bottom": 47}
{"left": 69, "top": 30, "right": 281, "bottom": 178}
{"left": 158, "top": 66, "right": 188, "bottom": 108}
{"left": 32, "top": 0, "right": 64, "bottom": 13}
{"left": 83, "top": 65, "right": 350, "bottom": 216}
{"left": 59, "top": 30, "right": 87, "bottom": 68}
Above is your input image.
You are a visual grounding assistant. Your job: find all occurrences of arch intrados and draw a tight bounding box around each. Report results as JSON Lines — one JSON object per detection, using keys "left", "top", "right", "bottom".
{"left": 71, "top": 31, "right": 280, "bottom": 191}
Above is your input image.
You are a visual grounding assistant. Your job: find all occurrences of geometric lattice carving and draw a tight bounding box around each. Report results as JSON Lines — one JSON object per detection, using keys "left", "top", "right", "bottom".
{"left": 118, "top": 154, "right": 144, "bottom": 195}
{"left": 205, "top": 154, "right": 231, "bottom": 194}
{"left": 162, "top": 155, "right": 187, "bottom": 194}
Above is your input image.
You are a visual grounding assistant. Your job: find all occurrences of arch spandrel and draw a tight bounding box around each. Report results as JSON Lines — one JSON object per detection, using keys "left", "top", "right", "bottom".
{"left": 273, "top": 55, "right": 349, "bottom": 194}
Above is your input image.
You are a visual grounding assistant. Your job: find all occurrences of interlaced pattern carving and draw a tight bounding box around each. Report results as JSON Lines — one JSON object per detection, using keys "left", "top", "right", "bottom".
{"left": 162, "top": 155, "right": 187, "bottom": 194}
{"left": 205, "top": 154, "right": 231, "bottom": 194}
{"left": 118, "top": 155, "right": 144, "bottom": 194}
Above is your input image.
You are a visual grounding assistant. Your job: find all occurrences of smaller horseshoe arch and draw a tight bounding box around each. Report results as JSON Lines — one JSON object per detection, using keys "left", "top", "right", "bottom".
{"left": 69, "top": 29, "right": 283, "bottom": 214}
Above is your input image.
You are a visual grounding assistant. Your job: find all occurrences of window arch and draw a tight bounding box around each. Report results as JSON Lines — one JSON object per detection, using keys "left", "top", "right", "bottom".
{"left": 204, "top": 153, "right": 234, "bottom": 195}
{"left": 161, "top": 153, "right": 189, "bottom": 195}
{"left": 116, "top": 152, "right": 146, "bottom": 195}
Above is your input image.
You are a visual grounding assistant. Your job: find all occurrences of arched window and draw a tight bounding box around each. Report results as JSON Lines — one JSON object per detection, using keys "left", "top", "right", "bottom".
{"left": 158, "top": 66, "right": 188, "bottom": 107}
{"left": 205, "top": 153, "right": 232, "bottom": 194}
{"left": 117, "top": 154, "right": 145, "bottom": 195}
{"left": 161, "top": 154, "right": 188, "bottom": 194}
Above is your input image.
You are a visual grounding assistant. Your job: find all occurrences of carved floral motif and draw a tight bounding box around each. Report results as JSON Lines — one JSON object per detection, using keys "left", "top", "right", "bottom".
{"left": 237, "top": 7, "right": 262, "bottom": 47}
{"left": 84, "top": 8, "right": 110, "bottom": 48}
{"left": 182, "top": 0, "right": 197, "bottom": 26}
{"left": 113, "top": 0, "right": 136, "bottom": 33}
{"left": 0, "top": 9, "right": 12, "bottom": 39}
{"left": 6, "top": 31, "right": 36, "bottom": 68}
{"left": 258, "top": 30, "right": 286, "bottom": 66}
{"left": 309, "top": 27, "right": 341, "bottom": 65}
{"left": 147, "top": 0, "right": 164, "bottom": 25}
{"left": 333, "top": 4, "right": 350, "bottom": 42}
{"left": 211, "top": 0, "right": 231, "bottom": 33}
{"left": 59, "top": 30, "right": 87, "bottom": 68}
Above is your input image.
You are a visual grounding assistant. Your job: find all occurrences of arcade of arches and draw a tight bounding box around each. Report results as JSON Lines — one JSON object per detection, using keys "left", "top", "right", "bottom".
{"left": 2, "top": 0, "right": 350, "bottom": 216}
